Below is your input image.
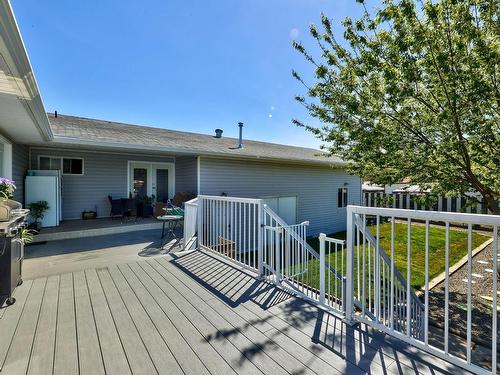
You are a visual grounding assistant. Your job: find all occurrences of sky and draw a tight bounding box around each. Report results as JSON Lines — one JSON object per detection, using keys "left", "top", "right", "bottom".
{"left": 12, "top": 0, "right": 365, "bottom": 149}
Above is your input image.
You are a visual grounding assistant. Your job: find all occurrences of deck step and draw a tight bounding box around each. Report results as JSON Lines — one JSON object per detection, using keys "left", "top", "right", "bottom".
{"left": 34, "top": 221, "right": 164, "bottom": 242}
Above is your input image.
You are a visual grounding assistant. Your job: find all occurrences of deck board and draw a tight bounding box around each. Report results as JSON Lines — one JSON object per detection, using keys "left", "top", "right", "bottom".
{"left": 73, "top": 270, "right": 106, "bottom": 375}
{"left": 195, "top": 259, "right": 387, "bottom": 373}
{"left": 96, "top": 267, "right": 158, "bottom": 375}
{"left": 0, "top": 278, "right": 33, "bottom": 371}
{"left": 107, "top": 264, "right": 183, "bottom": 375}
{"left": 2, "top": 278, "right": 46, "bottom": 375}
{"left": 156, "top": 256, "right": 356, "bottom": 375}
{"left": 0, "top": 249, "right": 472, "bottom": 375}
{"left": 139, "top": 260, "right": 263, "bottom": 375}
{"left": 27, "top": 275, "right": 59, "bottom": 375}
{"left": 154, "top": 257, "right": 325, "bottom": 375}
{"left": 146, "top": 259, "right": 290, "bottom": 375}
{"left": 116, "top": 263, "right": 210, "bottom": 375}
{"left": 127, "top": 262, "right": 238, "bottom": 375}
{"left": 53, "top": 273, "right": 78, "bottom": 375}
{"left": 85, "top": 269, "right": 131, "bottom": 375}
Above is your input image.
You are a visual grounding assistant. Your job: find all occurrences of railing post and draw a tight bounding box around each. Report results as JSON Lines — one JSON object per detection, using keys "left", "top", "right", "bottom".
{"left": 197, "top": 196, "right": 203, "bottom": 249}
{"left": 345, "top": 206, "right": 356, "bottom": 325}
{"left": 275, "top": 227, "right": 281, "bottom": 285}
{"left": 319, "top": 233, "right": 326, "bottom": 305}
{"left": 257, "top": 201, "right": 263, "bottom": 278}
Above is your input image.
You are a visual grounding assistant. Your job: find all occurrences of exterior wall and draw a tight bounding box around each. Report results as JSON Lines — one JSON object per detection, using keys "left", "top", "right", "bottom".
{"left": 30, "top": 147, "right": 175, "bottom": 220}
{"left": 175, "top": 156, "right": 198, "bottom": 194}
{"left": 12, "top": 143, "right": 28, "bottom": 204}
{"left": 199, "top": 157, "right": 362, "bottom": 236}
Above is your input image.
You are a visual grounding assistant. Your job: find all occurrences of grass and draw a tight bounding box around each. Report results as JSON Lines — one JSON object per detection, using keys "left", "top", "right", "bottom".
{"left": 304, "top": 222, "right": 490, "bottom": 291}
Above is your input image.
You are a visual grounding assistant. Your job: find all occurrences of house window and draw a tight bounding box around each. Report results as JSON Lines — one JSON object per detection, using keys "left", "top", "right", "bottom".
{"left": 63, "top": 158, "right": 83, "bottom": 175}
{"left": 338, "top": 187, "right": 348, "bottom": 208}
{"left": 39, "top": 156, "right": 61, "bottom": 170}
{"left": 39, "top": 156, "right": 84, "bottom": 175}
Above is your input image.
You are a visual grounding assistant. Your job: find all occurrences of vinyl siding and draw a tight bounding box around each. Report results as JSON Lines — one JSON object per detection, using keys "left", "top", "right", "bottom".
{"left": 175, "top": 156, "right": 198, "bottom": 194}
{"left": 199, "top": 157, "right": 361, "bottom": 236}
{"left": 12, "top": 143, "right": 28, "bottom": 204}
{"left": 30, "top": 147, "right": 175, "bottom": 220}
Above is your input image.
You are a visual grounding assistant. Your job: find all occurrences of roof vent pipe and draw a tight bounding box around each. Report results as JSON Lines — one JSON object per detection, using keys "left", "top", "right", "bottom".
{"left": 238, "top": 122, "right": 243, "bottom": 148}
{"left": 215, "top": 128, "right": 223, "bottom": 138}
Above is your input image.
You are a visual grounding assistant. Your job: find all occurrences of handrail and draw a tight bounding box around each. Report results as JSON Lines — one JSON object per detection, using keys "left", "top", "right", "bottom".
{"left": 197, "top": 194, "right": 262, "bottom": 204}
{"left": 353, "top": 214, "right": 425, "bottom": 310}
{"left": 263, "top": 204, "right": 344, "bottom": 281}
{"left": 348, "top": 205, "right": 500, "bottom": 225}
{"left": 184, "top": 197, "right": 199, "bottom": 206}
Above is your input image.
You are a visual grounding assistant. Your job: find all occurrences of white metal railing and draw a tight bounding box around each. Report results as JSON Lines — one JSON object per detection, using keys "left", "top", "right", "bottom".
{"left": 197, "top": 195, "right": 262, "bottom": 272}
{"left": 319, "top": 234, "right": 346, "bottom": 313}
{"left": 186, "top": 196, "right": 500, "bottom": 373}
{"left": 183, "top": 197, "right": 198, "bottom": 250}
{"left": 352, "top": 214, "right": 425, "bottom": 338}
{"left": 192, "top": 195, "right": 347, "bottom": 315}
{"left": 346, "top": 205, "right": 500, "bottom": 375}
{"left": 262, "top": 204, "right": 346, "bottom": 315}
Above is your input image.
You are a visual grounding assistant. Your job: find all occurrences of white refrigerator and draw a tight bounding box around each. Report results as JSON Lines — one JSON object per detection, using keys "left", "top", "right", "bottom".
{"left": 25, "top": 170, "right": 62, "bottom": 227}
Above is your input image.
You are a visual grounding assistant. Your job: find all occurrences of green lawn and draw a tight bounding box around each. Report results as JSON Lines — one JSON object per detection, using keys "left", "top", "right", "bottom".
{"left": 304, "top": 223, "right": 490, "bottom": 291}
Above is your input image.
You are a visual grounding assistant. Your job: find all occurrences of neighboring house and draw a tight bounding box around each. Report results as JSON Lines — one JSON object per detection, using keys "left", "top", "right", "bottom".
{"left": 0, "top": 2, "right": 361, "bottom": 236}
{"left": 362, "top": 178, "right": 419, "bottom": 195}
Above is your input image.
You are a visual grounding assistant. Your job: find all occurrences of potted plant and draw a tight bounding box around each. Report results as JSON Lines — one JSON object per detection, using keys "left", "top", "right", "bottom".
{"left": 0, "top": 177, "right": 16, "bottom": 199}
{"left": 81, "top": 210, "right": 97, "bottom": 220}
{"left": 28, "top": 200, "right": 49, "bottom": 232}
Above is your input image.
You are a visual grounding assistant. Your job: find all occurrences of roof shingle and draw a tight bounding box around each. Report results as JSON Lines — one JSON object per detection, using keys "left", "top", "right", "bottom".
{"left": 48, "top": 113, "right": 345, "bottom": 166}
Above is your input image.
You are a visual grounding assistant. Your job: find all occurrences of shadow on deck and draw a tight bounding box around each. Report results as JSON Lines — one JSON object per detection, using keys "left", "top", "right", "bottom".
{"left": 0, "top": 249, "right": 471, "bottom": 375}
{"left": 171, "top": 250, "right": 470, "bottom": 375}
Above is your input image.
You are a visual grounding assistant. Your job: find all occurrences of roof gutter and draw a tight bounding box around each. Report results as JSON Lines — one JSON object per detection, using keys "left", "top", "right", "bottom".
{"left": 0, "top": 1, "right": 53, "bottom": 141}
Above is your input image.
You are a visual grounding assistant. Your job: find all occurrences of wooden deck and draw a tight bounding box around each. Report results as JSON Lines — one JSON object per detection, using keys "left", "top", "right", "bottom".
{"left": 0, "top": 250, "right": 470, "bottom": 375}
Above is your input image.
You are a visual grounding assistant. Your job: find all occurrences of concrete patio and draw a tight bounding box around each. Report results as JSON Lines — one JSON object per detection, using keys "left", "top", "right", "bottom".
{"left": 24, "top": 228, "right": 184, "bottom": 279}
{"left": 0, "top": 250, "right": 469, "bottom": 375}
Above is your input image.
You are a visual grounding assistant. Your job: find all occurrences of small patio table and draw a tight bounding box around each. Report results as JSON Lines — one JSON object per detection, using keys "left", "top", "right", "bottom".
{"left": 157, "top": 214, "right": 183, "bottom": 250}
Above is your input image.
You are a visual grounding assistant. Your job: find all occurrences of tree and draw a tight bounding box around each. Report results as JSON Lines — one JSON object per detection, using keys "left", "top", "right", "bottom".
{"left": 292, "top": 0, "right": 499, "bottom": 214}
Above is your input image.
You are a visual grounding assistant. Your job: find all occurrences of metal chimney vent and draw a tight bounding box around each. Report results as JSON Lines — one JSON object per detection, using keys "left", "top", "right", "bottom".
{"left": 214, "top": 129, "right": 223, "bottom": 138}
{"left": 238, "top": 122, "right": 243, "bottom": 148}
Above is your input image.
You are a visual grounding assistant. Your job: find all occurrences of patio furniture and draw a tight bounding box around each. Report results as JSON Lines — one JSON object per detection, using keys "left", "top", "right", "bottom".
{"left": 108, "top": 196, "right": 124, "bottom": 219}
{"left": 172, "top": 192, "right": 195, "bottom": 207}
{"left": 154, "top": 202, "right": 167, "bottom": 218}
{"left": 121, "top": 198, "right": 137, "bottom": 221}
{"left": 157, "top": 214, "right": 183, "bottom": 250}
{"left": 108, "top": 196, "right": 137, "bottom": 222}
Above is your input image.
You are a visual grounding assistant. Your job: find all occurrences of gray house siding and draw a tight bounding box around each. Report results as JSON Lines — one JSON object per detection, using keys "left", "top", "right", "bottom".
{"left": 199, "top": 157, "right": 361, "bottom": 236}
{"left": 30, "top": 147, "right": 174, "bottom": 220}
{"left": 175, "top": 156, "right": 198, "bottom": 194}
{"left": 12, "top": 143, "right": 29, "bottom": 204}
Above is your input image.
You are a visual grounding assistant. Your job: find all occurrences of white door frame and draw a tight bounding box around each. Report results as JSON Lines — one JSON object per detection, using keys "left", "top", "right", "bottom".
{"left": 127, "top": 161, "right": 175, "bottom": 199}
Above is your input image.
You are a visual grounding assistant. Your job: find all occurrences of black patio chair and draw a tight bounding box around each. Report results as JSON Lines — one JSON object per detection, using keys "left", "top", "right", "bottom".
{"left": 121, "top": 198, "right": 137, "bottom": 222}
{"left": 108, "top": 196, "right": 124, "bottom": 219}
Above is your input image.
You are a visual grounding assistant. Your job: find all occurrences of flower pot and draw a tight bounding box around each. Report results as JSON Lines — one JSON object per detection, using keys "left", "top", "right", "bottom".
{"left": 81, "top": 211, "right": 97, "bottom": 220}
